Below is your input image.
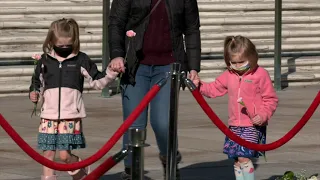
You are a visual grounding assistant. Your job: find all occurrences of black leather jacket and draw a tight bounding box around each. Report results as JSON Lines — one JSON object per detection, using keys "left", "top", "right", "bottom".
{"left": 108, "top": 0, "right": 201, "bottom": 84}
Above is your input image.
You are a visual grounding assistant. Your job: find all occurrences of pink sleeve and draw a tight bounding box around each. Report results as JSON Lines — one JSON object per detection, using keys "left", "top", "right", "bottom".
{"left": 257, "top": 70, "right": 279, "bottom": 122}
{"left": 199, "top": 71, "right": 228, "bottom": 98}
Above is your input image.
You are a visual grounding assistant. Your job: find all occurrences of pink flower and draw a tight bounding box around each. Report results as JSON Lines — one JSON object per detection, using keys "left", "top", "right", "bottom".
{"left": 126, "top": 30, "right": 136, "bottom": 38}
{"left": 237, "top": 97, "right": 246, "bottom": 107}
{"left": 32, "top": 54, "right": 41, "bottom": 60}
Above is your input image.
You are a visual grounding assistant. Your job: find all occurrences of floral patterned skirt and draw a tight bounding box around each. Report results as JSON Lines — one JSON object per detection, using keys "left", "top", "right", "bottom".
{"left": 38, "top": 119, "right": 86, "bottom": 151}
{"left": 223, "top": 126, "right": 266, "bottom": 159}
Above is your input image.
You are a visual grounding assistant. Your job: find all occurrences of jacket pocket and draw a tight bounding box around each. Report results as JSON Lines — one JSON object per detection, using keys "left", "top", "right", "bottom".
{"left": 42, "top": 89, "right": 59, "bottom": 113}
{"left": 245, "top": 102, "right": 256, "bottom": 119}
{"left": 73, "top": 90, "right": 83, "bottom": 114}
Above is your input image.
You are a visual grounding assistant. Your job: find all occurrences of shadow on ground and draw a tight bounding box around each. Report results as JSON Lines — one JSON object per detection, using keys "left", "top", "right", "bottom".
{"left": 101, "top": 159, "right": 266, "bottom": 180}
{"left": 178, "top": 159, "right": 259, "bottom": 180}
{"left": 100, "top": 171, "right": 152, "bottom": 180}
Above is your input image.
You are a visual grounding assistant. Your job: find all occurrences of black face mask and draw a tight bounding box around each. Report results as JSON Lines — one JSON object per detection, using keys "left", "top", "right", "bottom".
{"left": 53, "top": 45, "right": 73, "bottom": 58}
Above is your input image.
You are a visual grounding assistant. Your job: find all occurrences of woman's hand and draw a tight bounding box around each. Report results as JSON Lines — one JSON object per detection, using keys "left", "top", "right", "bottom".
{"left": 108, "top": 57, "right": 125, "bottom": 73}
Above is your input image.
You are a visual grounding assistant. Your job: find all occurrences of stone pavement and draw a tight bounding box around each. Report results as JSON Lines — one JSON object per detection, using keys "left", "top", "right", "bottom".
{"left": 1, "top": 85, "right": 320, "bottom": 180}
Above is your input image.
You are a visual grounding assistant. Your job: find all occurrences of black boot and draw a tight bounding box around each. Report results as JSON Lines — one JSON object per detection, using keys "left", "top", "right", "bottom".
{"left": 120, "top": 167, "right": 131, "bottom": 180}
{"left": 159, "top": 151, "right": 182, "bottom": 180}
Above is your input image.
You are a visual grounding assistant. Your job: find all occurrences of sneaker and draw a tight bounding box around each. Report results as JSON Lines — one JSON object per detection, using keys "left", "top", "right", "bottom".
{"left": 120, "top": 167, "right": 131, "bottom": 180}
{"left": 160, "top": 151, "right": 182, "bottom": 180}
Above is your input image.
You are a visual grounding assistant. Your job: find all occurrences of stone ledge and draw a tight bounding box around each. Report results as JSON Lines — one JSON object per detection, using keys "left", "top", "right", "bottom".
{"left": 200, "top": 16, "right": 320, "bottom": 25}
{"left": 198, "top": 0, "right": 316, "bottom": 2}
{"left": 1, "top": 29, "right": 320, "bottom": 44}
{"left": 1, "top": 11, "right": 320, "bottom": 21}
{"left": 0, "top": 6, "right": 102, "bottom": 15}
{"left": 201, "top": 57, "right": 320, "bottom": 69}
{"left": 197, "top": 2, "right": 320, "bottom": 11}
{"left": 0, "top": 71, "right": 318, "bottom": 94}
{"left": 1, "top": 43, "right": 319, "bottom": 59}
{"left": 0, "top": 79, "right": 118, "bottom": 94}
{"left": 1, "top": 16, "right": 319, "bottom": 28}
{"left": 200, "top": 24, "right": 320, "bottom": 32}
{"left": 0, "top": 57, "right": 319, "bottom": 76}
{"left": 200, "top": 71, "right": 320, "bottom": 83}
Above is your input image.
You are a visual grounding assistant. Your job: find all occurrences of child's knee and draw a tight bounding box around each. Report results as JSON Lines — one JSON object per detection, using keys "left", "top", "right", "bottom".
{"left": 237, "top": 157, "right": 250, "bottom": 163}
{"left": 59, "top": 151, "right": 72, "bottom": 163}
{"left": 43, "top": 150, "right": 55, "bottom": 160}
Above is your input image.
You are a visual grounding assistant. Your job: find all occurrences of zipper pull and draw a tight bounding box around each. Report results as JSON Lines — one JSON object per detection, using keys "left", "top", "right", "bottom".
{"left": 59, "top": 62, "right": 62, "bottom": 68}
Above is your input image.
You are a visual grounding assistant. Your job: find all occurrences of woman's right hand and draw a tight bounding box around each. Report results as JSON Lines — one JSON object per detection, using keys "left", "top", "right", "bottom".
{"left": 29, "top": 91, "right": 39, "bottom": 103}
{"left": 108, "top": 57, "right": 125, "bottom": 73}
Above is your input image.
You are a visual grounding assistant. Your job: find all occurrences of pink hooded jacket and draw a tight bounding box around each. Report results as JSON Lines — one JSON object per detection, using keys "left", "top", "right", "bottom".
{"left": 199, "top": 66, "right": 278, "bottom": 127}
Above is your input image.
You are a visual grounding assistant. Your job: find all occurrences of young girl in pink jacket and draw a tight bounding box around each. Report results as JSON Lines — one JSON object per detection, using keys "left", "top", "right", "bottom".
{"left": 194, "top": 35, "right": 278, "bottom": 180}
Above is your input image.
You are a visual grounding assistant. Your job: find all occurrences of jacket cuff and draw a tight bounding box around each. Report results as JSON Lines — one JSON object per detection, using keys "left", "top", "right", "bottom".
{"left": 257, "top": 112, "right": 268, "bottom": 123}
{"left": 110, "top": 50, "right": 125, "bottom": 60}
{"left": 106, "top": 67, "right": 119, "bottom": 80}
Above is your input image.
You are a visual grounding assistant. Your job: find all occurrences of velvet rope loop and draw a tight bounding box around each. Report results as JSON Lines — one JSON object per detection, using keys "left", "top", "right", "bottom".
{"left": 0, "top": 83, "right": 162, "bottom": 171}
{"left": 191, "top": 89, "right": 320, "bottom": 151}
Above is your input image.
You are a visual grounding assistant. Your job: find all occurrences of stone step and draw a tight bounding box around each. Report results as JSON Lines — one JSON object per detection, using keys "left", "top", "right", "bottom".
{"left": 0, "top": 70, "right": 318, "bottom": 95}
{"left": 200, "top": 56, "right": 320, "bottom": 70}
{"left": 1, "top": 56, "right": 319, "bottom": 77}
{"left": 200, "top": 16, "right": 320, "bottom": 25}
{"left": 2, "top": 37, "right": 320, "bottom": 53}
{"left": 5, "top": 23, "right": 316, "bottom": 34}
{"left": 200, "top": 72, "right": 320, "bottom": 87}
{"left": 0, "top": 2, "right": 319, "bottom": 15}
{"left": 1, "top": 29, "right": 319, "bottom": 45}
{"left": 197, "top": 2, "right": 320, "bottom": 12}
{"left": 2, "top": 11, "right": 320, "bottom": 20}
{"left": 1, "top": 42, "right": 318, "bottom": 59}
{"left": 0, "top": 56, "right": 319, "bottom": 95}
{"left": 0, "top": 2, "right": 101, "bottom": 6}
{"left": 0, "top": 43, "right": 102, "bottom": 52}
{"left": 1, "top": 15, "right": 319, "bottom": 29}
{"left": 0, "top": 0, "right": 102, "bottom": 2}
{"left": 198, "top": 0, "right": 315, "bottom": 2}
{"left": 0, "top": 6, "right": 102, "bottom": 15}
{"left": 0, "top": 81, "right": 109, "bottom": 94}
{"left": 200, "top": 24, "right": 320, "bottom": 32}
{"left": 201, "top": 42, "right": 320, "bottom": 53}
{"left": 1, "top": 24, "right": 320, "bottom": 41}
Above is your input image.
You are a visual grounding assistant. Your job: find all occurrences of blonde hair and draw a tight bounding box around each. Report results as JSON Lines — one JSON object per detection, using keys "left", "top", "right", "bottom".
{"left": 42, "top": 18, "right": 80, "bottom": 54}
{"left": 223, "top": 35, "right": 258, "bottom": 69}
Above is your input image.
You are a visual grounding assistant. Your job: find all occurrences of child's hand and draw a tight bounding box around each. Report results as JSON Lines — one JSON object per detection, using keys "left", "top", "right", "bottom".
{"left": 252, "top": 115, "right": 263, "bottom": 126}
{"left": 192, "top": 77, "right": 200, "bottom": 87}
{"left": 29, "top": 91, "right": 39, "bottom": 103}
{"left": 106, "top": 67, "right": 119, "bottom": 80}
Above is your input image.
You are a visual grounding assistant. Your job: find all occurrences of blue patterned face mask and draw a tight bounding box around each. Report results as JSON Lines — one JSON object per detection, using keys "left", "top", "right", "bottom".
{"left": 230, "top": 61, "right": 250, "bottom": 72}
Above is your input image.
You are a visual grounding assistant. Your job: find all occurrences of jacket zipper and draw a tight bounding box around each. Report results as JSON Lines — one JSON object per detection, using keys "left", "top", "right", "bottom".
{"left": 58, "top": 61, "right": 62, "bottom": 120}
{"left": 238, "top": 76, "right": 242, "bottom": 126}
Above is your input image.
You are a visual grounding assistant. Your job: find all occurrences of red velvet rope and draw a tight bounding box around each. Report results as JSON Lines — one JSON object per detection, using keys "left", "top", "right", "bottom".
{"left": 191, "top": 89, "right": 320, "bottom": 151}
{"left": 83, "top": 156, "right": 116, "bottom": 179}
{"left": 0, "top": 84, "right": 161, "bottom": 171}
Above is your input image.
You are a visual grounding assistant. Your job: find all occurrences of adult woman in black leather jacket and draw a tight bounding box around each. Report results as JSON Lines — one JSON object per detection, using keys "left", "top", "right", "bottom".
{"left": 108, "top": 0, "right": 201, "bottom": 179}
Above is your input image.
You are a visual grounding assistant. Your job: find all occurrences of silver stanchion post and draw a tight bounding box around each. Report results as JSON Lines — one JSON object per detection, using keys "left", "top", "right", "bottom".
{"left": 166, "top": 63, "right": 181, "bottom": 180}
{"left": 128, "top": 128, "right": 149, "bottom": 180}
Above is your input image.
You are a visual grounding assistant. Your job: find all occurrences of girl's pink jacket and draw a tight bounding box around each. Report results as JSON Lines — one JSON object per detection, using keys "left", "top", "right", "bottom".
{"left": 199, "top": 66, "right": 278, "bottom": 127}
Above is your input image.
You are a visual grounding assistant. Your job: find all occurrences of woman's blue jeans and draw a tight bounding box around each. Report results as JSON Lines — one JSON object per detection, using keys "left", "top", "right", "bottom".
{"left": 121, "top": 64, "right": 172, "bottom": 167}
